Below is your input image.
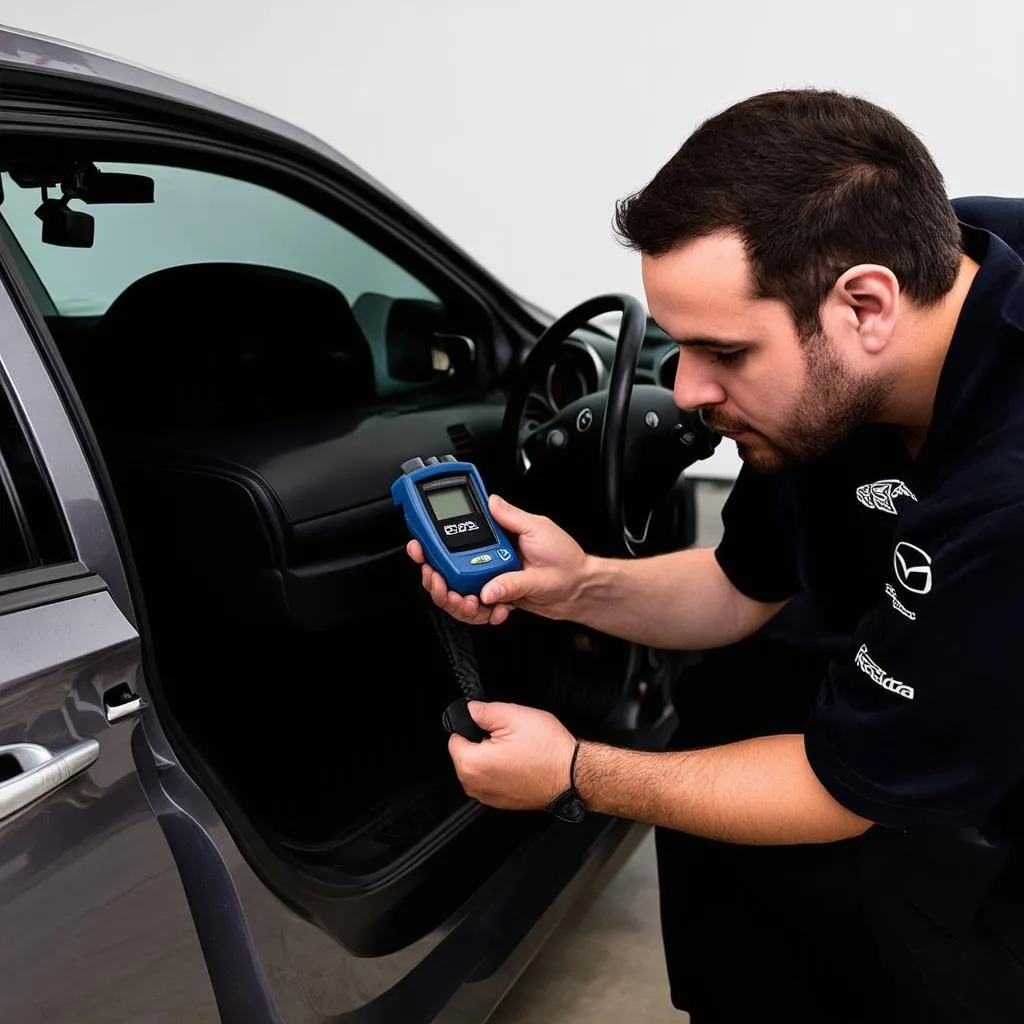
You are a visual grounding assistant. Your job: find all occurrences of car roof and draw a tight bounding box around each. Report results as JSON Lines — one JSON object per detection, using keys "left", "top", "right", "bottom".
{"left": 0, "top": 24, "right": 556, "bottom": 327}
{"left": 0, "top": 24, "right": 411, "bottom": 210}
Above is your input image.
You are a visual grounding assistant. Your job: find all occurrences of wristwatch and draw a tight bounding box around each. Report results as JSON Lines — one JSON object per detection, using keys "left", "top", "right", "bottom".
{"left": 546, "top": 739, "right": 587, "bottom": 822}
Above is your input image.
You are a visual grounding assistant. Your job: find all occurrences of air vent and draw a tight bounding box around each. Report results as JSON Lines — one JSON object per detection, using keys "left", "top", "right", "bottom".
{"left": 447, "top": 423, "right": 475, "bottom": 459}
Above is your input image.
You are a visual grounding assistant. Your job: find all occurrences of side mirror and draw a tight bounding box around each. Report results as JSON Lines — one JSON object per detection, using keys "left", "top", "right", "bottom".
{"left": 353, "top": 293, "right": 475, "bottom": 384}
{"left": 430, "top": 332, "right": 476, "bottom": 378}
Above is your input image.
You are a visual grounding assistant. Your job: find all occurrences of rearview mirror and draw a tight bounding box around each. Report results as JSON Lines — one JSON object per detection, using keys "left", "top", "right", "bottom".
{"left": 78, "top": 170, "right": 154, "bottom": 204}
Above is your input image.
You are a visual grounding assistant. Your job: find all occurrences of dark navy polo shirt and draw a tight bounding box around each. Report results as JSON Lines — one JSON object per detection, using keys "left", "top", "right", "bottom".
{"left": 714, "top": 222, "right": 1024, "bottom": 833}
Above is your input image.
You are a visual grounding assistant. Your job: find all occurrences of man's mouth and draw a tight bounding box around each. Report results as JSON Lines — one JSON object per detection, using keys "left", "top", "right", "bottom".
{"left": 705, "top": 415, "right": 754, "bottom": 438}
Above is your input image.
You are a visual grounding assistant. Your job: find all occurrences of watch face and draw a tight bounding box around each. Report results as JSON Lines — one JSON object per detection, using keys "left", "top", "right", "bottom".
{"left": 547, "top": 789, "right": 586, "bottom": 823}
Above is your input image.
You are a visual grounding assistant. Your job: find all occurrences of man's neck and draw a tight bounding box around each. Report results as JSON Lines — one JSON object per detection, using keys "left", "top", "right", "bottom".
{"left": 887, "top": 254, "right": 981, "bottom": 456}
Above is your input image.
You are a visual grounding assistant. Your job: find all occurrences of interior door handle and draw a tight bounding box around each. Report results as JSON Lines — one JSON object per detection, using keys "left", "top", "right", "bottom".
{"left": 0, "top": 740, "right": 100, "bottom": 821}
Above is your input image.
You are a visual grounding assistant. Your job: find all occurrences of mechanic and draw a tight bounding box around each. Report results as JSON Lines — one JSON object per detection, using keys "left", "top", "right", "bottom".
{"left": 407, "top": 89, "right": 1024, "bottom": 1023}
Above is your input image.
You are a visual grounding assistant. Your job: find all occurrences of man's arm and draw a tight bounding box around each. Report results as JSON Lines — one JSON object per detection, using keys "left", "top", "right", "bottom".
{"left": 413, "top": 496, "right": 790, "bottom": 650}
{"left": 571, "top": 546, "right": 789, "bottom": 650}
{"left": 575, "top": 733, "right": 872, "bottom": 844}
{"left": 451, "top": 703, "right": 873, "bottom": 845}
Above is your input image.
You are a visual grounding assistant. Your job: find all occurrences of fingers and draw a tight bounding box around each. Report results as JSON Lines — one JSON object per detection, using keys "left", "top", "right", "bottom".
{"left": 489, "top": 603, "right": 513, "bottom": 626}
{"left": 406, "top": 539, "right": 425, "bottom": 564}
{"left": 420, "top": 560, "right": 511, "bottom": 625}
{"left": 448, "top": 732, "right": 473, "bottom": 760}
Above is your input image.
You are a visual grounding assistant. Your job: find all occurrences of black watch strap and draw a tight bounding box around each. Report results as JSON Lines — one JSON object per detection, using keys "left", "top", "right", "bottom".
{"left": 546, "top": 739, "right": 586, "bottom": 823}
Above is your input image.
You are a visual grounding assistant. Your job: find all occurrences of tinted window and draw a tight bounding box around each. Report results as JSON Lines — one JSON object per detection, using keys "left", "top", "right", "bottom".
{"left": 0, "top": 163, "right": 468, "bottom": 400}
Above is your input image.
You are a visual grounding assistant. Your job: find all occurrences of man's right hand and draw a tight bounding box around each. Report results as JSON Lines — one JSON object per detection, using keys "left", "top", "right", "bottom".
{"left": 406, "top": 493, "right": 590, "bottom": 626}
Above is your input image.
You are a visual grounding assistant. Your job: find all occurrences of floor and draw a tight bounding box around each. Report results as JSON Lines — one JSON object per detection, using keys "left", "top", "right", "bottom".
{"left": 490, "top": 480, "right": 732, "bottom": 1024}
{"left": 489, "top": 831, "right": 680, "bottom": 1022}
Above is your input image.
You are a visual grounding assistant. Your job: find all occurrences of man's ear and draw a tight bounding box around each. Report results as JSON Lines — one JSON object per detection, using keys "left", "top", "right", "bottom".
{"left": 829, "top": 264, "right": 899, "bottom": 354}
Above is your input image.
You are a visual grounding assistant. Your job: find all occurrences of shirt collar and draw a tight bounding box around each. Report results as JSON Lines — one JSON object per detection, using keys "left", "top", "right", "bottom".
{"left": 917, "top": 222, "right": 1024, "bottom": 466}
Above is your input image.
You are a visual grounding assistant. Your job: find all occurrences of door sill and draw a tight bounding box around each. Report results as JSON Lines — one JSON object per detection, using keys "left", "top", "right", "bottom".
{"left": 276, "top": 772, "right": 478, "bottom": 875}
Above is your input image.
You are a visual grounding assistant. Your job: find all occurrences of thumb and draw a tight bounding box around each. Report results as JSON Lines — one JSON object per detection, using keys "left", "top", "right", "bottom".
{"left": 488, "top": 493, "right": 543, "bottom": 538}
{"left": 480, "top": 569, "right": 535, "bottom": 606}
{"left": 466, "top": 700, "right": 516, "bottom": 733}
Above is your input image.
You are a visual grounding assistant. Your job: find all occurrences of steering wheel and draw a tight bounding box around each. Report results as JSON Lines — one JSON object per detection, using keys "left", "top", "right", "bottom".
{"left": 501, "top": 294, "right": 719, "bottom": 556}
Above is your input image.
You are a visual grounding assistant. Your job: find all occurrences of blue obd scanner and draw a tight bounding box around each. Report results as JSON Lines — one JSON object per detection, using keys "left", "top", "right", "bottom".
{"left": 391, "top": 455, "right": 521, "bottom": 598}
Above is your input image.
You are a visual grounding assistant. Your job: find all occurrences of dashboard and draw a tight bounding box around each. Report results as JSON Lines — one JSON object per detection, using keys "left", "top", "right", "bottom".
{"left": 523, "top": 324, "right": 678, "bottom": 430}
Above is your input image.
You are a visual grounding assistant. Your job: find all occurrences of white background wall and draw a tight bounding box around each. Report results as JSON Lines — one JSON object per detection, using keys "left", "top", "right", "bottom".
{"left": 2, "top": 1, "right": 1021, "bottom": 478}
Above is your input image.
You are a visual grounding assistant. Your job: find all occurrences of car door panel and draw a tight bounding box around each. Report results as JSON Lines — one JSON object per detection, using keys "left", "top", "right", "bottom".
{"left": 0, "top": 577, "right": 219, "bottom": 1024}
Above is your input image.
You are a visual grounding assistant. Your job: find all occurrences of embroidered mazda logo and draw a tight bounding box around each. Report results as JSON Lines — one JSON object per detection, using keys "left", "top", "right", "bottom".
{"left": 893, "top": 541, "right": 932, "bottom": 595}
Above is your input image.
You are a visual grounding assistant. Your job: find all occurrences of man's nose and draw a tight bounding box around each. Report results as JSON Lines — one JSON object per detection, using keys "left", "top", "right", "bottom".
{"left": 673, "top": 353, "right": 726, "bottom": 411}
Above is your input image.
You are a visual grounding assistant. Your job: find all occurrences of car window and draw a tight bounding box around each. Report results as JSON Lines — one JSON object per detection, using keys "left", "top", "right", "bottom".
{"left": 0, "top": 163, "right": 457, "bottom": 399}
{"left": 0, "top": 375, "right": 73, "bottom": 574}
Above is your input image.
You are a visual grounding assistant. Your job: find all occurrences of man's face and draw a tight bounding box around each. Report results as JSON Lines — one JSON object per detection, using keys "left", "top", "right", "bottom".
{"left": 642, "top": 232, "right": 889, "bottom": 473}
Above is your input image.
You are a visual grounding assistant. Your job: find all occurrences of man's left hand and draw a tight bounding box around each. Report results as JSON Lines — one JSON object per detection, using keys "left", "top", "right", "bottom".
{"left": 448, "top": 701, "right": 577, "bottom": 810}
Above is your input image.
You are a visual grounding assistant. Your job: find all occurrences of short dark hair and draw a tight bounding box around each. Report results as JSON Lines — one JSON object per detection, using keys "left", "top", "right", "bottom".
{"left": 614, "top": 89, "right": 962, "bottom": 336}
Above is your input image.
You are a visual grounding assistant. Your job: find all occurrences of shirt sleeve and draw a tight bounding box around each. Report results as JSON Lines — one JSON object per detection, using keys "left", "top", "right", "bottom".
{"left": 805, "top": 496, "right": 1024, "bottom": 829}
{"left": 714, "top": 465, "right": 801, "bottom": 603}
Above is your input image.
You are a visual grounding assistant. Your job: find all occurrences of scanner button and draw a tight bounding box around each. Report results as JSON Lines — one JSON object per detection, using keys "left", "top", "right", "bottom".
{"left": 470, "top": 554, "right": 493, "bottom": 564}
{"left": 496, "top": 548, "right": 512, "bottom": 561}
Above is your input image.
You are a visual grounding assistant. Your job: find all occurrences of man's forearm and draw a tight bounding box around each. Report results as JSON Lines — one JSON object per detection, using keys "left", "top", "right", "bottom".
{"left": 571, "top": 546, "right": 787, "bottom": 649}
{"left": 574, "top": 734, "right": 871, "bottom": 845}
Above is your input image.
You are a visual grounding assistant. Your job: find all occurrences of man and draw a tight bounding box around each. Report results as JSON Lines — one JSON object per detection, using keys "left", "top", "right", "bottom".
{"left": 408, "top": 90, "right": 1024, "bottom": 1022}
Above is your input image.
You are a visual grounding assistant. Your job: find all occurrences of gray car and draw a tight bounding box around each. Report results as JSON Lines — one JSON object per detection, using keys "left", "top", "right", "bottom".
{"left": 0, "top": 25, "right": 711, "bottom": 1023}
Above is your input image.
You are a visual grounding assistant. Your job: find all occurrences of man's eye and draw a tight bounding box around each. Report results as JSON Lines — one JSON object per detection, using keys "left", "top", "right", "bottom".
{"left": 709, "top": 349, "right": 745, "bottom": 366}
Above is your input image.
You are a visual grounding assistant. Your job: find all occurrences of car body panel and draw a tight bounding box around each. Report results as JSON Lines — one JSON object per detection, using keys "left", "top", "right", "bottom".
{"left": 0, "top": 584, "right": 220, "bottom": 1023}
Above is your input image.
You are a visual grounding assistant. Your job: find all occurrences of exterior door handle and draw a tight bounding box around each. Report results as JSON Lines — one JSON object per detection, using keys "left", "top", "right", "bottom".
{"left": 0, "top": 740, "right": 100, "bottom": 821}
{"left": 103, "top": 682, "right": 149, "bottom": 724}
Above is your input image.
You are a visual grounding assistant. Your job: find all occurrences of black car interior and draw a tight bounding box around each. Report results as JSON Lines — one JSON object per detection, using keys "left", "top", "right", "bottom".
{"left": 87, "top": 261, "right": 377, "bottom": 427}
{"left": 56, "top": 258, "right": 499, "bottom": 856}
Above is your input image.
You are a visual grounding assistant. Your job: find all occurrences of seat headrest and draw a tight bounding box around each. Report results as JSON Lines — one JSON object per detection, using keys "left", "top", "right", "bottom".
{"left": 94, "top": 262, "right": 375, "bottom": 428}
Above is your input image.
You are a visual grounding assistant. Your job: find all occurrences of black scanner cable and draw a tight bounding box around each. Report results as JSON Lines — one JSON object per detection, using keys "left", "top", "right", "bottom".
{"left": 424, "top": 596, "right": 491, "bottom": 742}
{"left": 424, "top": 594, "right": 588, "bottom": 822}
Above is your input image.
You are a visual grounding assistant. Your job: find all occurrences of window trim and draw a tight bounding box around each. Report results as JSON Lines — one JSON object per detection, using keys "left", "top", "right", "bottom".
{"left": 0, "top": 364, "right": 74, "bottom": 570}
{"left": 0, "top": 561, "right": 103, "bottom": 616}
{"left": 0, "top": 442, "right": 36, "bottom": 567}
{"left": 0, "top": 214, "right": 56, "bottom": 317}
